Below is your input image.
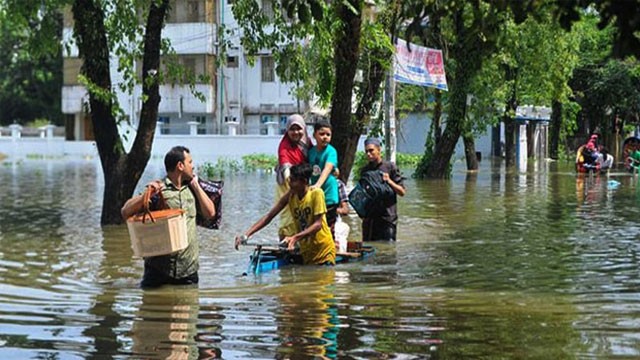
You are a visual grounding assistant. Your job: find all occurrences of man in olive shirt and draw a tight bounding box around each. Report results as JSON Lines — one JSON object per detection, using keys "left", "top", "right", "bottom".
{"left": 121, "top": 146, "right": 215, "bottom": 288}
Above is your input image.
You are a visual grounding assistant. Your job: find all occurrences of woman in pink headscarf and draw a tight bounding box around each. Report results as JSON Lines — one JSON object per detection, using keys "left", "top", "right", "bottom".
{"left": 275, "top": 114, "right": 313, "bottom": 239}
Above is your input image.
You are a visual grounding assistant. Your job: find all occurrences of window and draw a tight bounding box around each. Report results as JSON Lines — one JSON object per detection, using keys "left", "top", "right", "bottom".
{"left": 261, "top": 56, "right": 275, "bottom": 82}
{"left": 183, "top": 57, "right": 196, "bottom": 76}
{"left": 158, "top": 116, "right": 170, "bottom": 135}
{"left": 227, "top": 56, "right": 238, "bottom": 68}
{"left": 279, "top": 115, "right": 288, "bottom": 134}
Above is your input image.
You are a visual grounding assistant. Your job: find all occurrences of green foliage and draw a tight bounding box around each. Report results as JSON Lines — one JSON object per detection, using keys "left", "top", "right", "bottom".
{"left": 241, "top": 153, "right": 277, "bottom": 171}
{"left": 199, "top": 158, "right": 242, "bottom": 178}
{"left": 350, "top": 151, "right": 368, "bottom": 181}
{"left": 569, "top": 12, "right": 639, "bottom": 145}
{"left": 0, "top": 8, "right": 63, "bottom": 126}
{"left": 26, "top": 118, "right": 50, "bottom": 128}
{"left": 395, "top": 153, "right": 421, "bottom": 167}
{"left": 414, "top": 121, "right": 438, "bottom": 178}
{"left": 199, "top": 154, "right": 276, "bottom": 178}
{"left": 350, "top": 151, "right": 419, "bottom": 181}
{"left": 396, "top": 84, "right": 434, "bottom": 118}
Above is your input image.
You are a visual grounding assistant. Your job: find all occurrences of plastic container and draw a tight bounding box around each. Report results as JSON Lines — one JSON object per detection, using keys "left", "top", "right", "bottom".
{"left": 334, "top": 217, "right": 349, "bottom": 253}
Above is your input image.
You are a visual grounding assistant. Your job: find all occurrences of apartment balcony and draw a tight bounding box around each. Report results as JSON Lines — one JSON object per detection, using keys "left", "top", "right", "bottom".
{"left": 163, "top": 23, "right": 217, "bottom": 55}
{"left": 62, "top": 22, "right": 217, "bottom": 59}
{"left": 158, "top": 84, "right": 216, "bottom": 114}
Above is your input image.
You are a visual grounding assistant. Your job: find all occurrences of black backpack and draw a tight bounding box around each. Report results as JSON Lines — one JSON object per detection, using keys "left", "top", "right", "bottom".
{"left": 348, "top": 170, "right": 394, "bottom": 218}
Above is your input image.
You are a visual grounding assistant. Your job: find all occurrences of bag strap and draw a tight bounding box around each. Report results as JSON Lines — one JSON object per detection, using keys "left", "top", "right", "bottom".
{"left": 141, "top": 186, "right": 168, "bottom": 223}
{"left": 141, "top": 188, "right": 155, "bottom": 223}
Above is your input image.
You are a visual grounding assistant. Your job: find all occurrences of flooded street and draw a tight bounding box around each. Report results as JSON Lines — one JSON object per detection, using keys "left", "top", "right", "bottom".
{"left": 2, "top": 158, "right": 640, "bottom": 359}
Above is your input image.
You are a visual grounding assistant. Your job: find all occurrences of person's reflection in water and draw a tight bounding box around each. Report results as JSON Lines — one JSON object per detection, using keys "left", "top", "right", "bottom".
{"left": 276, "top": 268, "right": 340, "bottom": 359}
{"left": 131, "top": 286, "right": 207, "bottom": 359}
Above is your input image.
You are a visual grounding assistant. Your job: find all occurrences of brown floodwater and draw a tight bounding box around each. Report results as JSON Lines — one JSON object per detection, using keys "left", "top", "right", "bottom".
{"left": 1, "top": 158, "right": 640, "bottom": 359}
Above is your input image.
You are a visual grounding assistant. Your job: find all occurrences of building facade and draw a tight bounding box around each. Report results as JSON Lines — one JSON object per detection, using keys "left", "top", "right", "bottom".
{"left": 61, "top": 0, "right": 308, "bottom": 142}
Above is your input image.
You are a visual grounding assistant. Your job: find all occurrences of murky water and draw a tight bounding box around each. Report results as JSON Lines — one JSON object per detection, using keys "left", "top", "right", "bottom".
{"left": 2, "top": 158, "right": 640, "bottom": 359}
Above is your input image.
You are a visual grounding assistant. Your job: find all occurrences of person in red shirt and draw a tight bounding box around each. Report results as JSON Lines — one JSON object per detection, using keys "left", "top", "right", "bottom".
{"left": 275, "top": 114, "right": 312, "bottom": 239}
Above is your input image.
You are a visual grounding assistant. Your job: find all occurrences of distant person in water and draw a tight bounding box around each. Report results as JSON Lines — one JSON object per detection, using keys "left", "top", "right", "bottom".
{"left": 359, "top": 138, "right": 406, "bottom": 241}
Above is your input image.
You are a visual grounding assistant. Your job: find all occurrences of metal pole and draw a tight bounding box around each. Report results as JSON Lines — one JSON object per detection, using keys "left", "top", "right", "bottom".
{"left": 384, "top": 57, "right": 397, "bottom": 163}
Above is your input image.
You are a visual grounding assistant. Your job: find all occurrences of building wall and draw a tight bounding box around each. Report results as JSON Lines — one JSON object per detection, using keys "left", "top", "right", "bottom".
{"left": 221, "top": 0, "right": 310, "bottom": 135}
{"left": 62, "top": 0, "right": 314, "bottom": 141}
{"left": 61, "top": 1, "right": 218, "bottom": 143}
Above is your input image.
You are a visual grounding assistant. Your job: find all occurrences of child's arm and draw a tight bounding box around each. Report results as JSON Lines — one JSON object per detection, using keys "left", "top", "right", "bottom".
{"left": 235, "top": 191, "right": 290, "bottom": 249}
{"left": 282, "top": 214, "right": 324, "bottom": 251}
{"left": 311, "top": 162, "right": 334, "bottom": 190}
{"left": 337, "top": 200, "right": 350, "bottom": 216}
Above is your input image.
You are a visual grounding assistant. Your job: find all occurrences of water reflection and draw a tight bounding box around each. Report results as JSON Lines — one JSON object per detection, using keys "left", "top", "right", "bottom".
{"left": 3, "top": 159, "right": 640, "bottom": 358}
{"left": 131, "top": 287, "right": 201, "bottom": 359}
{"left": 275, "top": 269, "right": 339, "bottom": 359}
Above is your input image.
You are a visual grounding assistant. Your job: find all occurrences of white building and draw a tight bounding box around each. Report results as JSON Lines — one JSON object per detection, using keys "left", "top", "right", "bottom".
{"left": 219, "top": 0, "right": 309, "bottom": 135}
{"left": 61, "top": 0, "right": 308, "bottom": 142}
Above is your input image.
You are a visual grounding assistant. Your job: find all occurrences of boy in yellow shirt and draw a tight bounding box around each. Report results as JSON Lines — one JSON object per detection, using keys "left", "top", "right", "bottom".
{"left": 235, "top": 163, "right": 336, "bottom": 265}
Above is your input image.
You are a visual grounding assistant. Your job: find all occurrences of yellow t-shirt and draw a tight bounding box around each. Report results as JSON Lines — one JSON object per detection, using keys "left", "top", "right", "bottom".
{"left": 276, "top": 177, "right": 297, "bottom": 237}
{"left": 288, "top": 188, "right": 336, "bottom": 265}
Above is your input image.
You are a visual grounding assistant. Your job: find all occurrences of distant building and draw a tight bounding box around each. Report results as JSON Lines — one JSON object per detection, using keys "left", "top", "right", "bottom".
{"left": 61, "top": 0, "right": 309, "bottom": 142}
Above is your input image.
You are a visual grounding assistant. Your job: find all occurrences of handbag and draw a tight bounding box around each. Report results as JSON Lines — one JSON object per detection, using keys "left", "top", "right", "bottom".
{"left": 196, "top": 178, "right": 224, "bottom": 229}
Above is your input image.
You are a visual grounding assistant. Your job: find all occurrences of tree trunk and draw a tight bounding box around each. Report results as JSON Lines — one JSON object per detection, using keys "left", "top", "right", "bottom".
{"left": 73, "top": 0, "right": 168, "bottom": 225}
{"left": 463, "top": 134, "right": 479, "bottom": 171}
{"left": 503, "top": 66, "right": 518, "bottom": 168}
{"left": 330, "top": 0, "right": 362, "bottom": 181}
{"left": 504, "top": 115, "right": 517, "bottom": 168}
{"left": 549, "top": 99, "right": 562, "bottom": 159}
{"left": 421, "top": 57, "right": 471, "bottom": 178}
{"left": 419, "top": 8, "right": 488, "bottom": 179}
{"left": 433, "top": 90, "right": 442, "bottom": 146}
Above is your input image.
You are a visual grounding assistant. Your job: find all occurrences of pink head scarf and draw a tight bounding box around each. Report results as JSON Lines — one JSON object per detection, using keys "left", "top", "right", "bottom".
{"left": 283, "top": 114, "right": 312, "bottom": 156}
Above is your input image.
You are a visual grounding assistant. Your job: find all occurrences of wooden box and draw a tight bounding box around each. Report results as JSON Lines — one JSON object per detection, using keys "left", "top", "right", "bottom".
{"left": 127, "top": 209, "right": 188, "bottom": 257}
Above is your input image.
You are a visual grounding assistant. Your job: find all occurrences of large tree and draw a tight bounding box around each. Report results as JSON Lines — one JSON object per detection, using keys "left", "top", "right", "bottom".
{"left": 409, "top": 1, "right": 517, "bottom": 178}
{"left": 72, "top": 0, "right": 169, "bottom": 225}
{"left": 232, "top": 0, "right": 394, "bottom": 181}
{"left": 3, "top": 0, "right": 171, "bottom": 225}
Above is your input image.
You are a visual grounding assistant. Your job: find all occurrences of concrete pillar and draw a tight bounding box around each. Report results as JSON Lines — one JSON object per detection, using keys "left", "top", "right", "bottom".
{"left": 517, "top": 123, "right": 528, "bottom": 171}
{"left": 9, "top": 124, "right": 22, "bottom": 139}
{"left": 156, "top": 121, "right": 163, "bottom": 136}
{"left": 188, "top": 121, "right": 199, "bottom": 136}
{"left": 45, "top": 124, "right": 56, "bottom": 139}
{"left": 265, "top": 121, "right": 278, "bottom": 136}
{"left": 226, "top": 121, "right": 239, "bottom": 136}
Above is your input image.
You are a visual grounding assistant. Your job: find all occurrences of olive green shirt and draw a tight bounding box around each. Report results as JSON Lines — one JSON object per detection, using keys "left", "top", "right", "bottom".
{"left": 144, "top": 177, "right": 199, "bottom": 279}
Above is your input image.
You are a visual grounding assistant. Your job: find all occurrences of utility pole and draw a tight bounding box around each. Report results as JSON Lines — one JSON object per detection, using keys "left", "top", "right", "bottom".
{"left": 384, "top": 57, "right": 397, "bottom": 163}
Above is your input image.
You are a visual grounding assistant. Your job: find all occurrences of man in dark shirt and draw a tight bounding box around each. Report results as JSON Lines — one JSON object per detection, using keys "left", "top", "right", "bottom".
{"left": 360, "top": 138, "right": 406, "bottom": 241}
